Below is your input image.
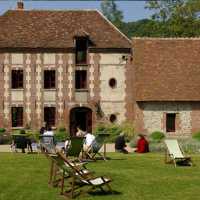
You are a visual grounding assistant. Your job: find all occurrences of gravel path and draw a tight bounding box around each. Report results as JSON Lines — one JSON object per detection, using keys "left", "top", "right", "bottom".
{"left": 0, "top": 143, "right": 136, "bottom": 153}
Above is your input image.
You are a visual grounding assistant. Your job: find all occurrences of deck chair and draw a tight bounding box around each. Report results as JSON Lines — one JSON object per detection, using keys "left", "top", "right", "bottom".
{"left": 163, "top": 139, "right": 193, "bottom": 167}
{"left": 12, "top": 137, "right": 28, "bottom": 154}
{"left": 83, "top": 133, "right": 110, "bottom": 162}
{"left": 65, "top": 137, "right": 85, "bottom": 160}
{"left": 51, "top": 152, "right": 115, "bottom": 199}
{"left": 39, "top": 142, "right": 89, "bottom": 187}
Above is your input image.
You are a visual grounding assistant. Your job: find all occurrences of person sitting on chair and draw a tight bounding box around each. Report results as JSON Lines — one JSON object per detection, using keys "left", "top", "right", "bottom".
{"left": 115, "top": 132, "right": 128, "bottom": 154}
{"left": 43, "top": 126, "right": 57, "bottom": 146}
{"left": 10, "top": 130, "right": 33, "bottom": 153}
{"left": 40, "top": 121, "right": 47, "bottom": 134}
{"left": 83, "top": 131, "right": 98, "bottom": 154}
{"left": 76, "top": 125, "right": 85, "bottom": 137}
{"left": 134, "top": 134, "right": 149, "bottom": 153}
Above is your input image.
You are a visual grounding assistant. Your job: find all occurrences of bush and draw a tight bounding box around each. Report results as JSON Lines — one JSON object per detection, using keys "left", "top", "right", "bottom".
{"left": 150, "top": 131, "right": 165, "bottom": 140}
{"left": 55, "top": 132, "right": 69, "bottom": 142}
{"left": 0, "top": 128, "right": 5, "bottom": 132}
{"left": 122, "top": 121, "right": 134, "bottom": 139}
{"left": 149, "top": 143, "right": 165, "bottom": 153}
{"left": 58, "top": 126, "right": 66, "bottom": 132}
{"left": 97, "top": 125, "right": 105, "bottom": 131}
{"left": 193, "top": 131, "right": 200, "bottom": 140}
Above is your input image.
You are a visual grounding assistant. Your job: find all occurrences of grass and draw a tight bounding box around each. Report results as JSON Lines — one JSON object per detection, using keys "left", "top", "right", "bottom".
{"left": 1, "top": 153, "right": 200, "bottom": 200}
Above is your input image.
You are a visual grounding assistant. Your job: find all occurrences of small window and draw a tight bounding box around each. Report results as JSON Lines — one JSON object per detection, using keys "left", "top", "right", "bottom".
{"left": 44, "top": 107, "right": 55, "bottom": 126}
{"left": 12, "top": 70, "right": 23, "bottom": 89}
{"left": 12, "top": 107, "right": 23, "bottom": 127}
{"left": 44, "top": 71, "right": 55, "bottom": 89}
{"left": 110, "top": 114, "right": 116, "bottom": 123}
{"left": 166, "top": 114, "right": 176, "bottom": 132}
{"left": 109, "top": 78, "right": 117, "bottom": 88}
{"left": 76, "top": 40, "right": 87, "bottom": 64}
{"left": 76, "top": 71, "right": 87, "bottom": 89}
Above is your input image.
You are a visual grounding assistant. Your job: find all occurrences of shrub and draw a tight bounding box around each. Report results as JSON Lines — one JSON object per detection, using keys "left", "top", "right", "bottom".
{"left": 58, "top": 126, "right": 66, "bottom": 132}
{"left": 0, "top": 128, "right": 5, "bottom": 132}
{"left": 150, "top": 131, "right": 165, "bottom": 140}
{"left": 149, "top": 143, "right": 165, "bottom": 153}
{"left": 97, "top": 125, "right": 105, "bottom": 131}
{"left": 122, "top": 121, "right": 134, "bottom": 139}
{"left": 193, "top": 131, "right": 200, "bottom": 140}
{"left": 55, "top": 132, "right": 69, "bottom": 142}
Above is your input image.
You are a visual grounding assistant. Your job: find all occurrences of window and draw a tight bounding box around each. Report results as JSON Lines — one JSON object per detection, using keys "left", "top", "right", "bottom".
{"left": 44, "top": 107, "right": 55, "bottom": 126}
{"left": 109, "top": 78, "right": 117, "bottom": 88}
{"left": 110, "top": 114, "right": 116, "bottom": 123}
{"left": 44, "top": 71, "right": 55, "bottom": 89}
{"left": 76, "top": 40, "right": 87, "bottom": 64}
{"left": 12, "top": 107, "right": 23, "bottom": 127}
{"left": 12, "top": 70, "right": 23, "bottom": 89}
{"left": 166, "top": 114, "right": 176, "bottom": 132}
{"left": 75, "top": 71, "right": 87, "bottom": 89}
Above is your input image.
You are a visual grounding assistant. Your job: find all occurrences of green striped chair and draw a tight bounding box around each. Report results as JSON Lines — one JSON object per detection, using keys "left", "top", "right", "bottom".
{"left": 163, "top": 139, "right": 193, "bottom": 167}
{"left": 51, "top": 152, "right": 115, "bottom": 199}
{"left": 38, "top": 143, "right": 89, "bottom": 187}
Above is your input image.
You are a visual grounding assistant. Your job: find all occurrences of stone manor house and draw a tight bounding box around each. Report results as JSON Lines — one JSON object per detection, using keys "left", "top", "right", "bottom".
{"left": 0, "top": 2, "right": 200, "bottom": 137}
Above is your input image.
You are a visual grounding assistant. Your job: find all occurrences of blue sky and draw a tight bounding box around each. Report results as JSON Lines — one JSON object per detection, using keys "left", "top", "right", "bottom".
{"left": 0, "top": 1, "right": 154, "bottom": 22}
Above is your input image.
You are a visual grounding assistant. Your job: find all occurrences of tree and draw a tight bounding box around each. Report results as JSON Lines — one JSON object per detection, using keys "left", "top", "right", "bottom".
{"left": 101, "top": 0, "right": 124, "bottom": 31}
{"left": 144, "top": 0, "right": 200, "bottom": 37}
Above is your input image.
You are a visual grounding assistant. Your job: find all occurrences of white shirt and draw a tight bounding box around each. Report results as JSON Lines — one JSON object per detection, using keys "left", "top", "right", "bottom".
{"left": 84, "top": 133, "right": 98, "bottom": 148}
{"left": 44, "top": 131, "right": 57, "bottom": 143}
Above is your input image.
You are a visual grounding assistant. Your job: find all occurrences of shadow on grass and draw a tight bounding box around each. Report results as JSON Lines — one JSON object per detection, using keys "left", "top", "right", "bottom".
{"left": 88, "top": 190, "right": 122, "bottom": 196}
{"left": 87, "top": 157, "right": 126, "bottom": 162}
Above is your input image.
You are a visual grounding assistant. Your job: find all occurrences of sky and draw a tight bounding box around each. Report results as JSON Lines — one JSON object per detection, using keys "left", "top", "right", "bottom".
{"left": 0, "top": 1, "right": 155, "bottom": 23}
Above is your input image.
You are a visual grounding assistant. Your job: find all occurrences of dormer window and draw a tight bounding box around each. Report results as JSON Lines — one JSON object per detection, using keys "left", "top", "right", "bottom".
{"left": 73, "top": 29, "right": 90, "bottom": 65}
{"left": 76, "top": 40, "right": 87, "bottom": 64}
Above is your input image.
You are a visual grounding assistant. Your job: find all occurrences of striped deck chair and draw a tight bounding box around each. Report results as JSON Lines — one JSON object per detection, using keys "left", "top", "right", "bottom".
{"left": 163, "top": 139, "right": 193, "bottom": 167}
{"left": 51, "top": 152, "right": 115, "bottom": 199}
{"left": 83, "top": 133, "right": 110, "bottom": 162}
{"left": 39, "top": 142, "right": 89, "bottom": 187}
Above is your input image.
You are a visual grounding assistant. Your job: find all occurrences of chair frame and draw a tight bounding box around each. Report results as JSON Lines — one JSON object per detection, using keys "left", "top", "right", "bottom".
{"left": 51, "top": 152, "right": 115, "bottom": 199}
{"left": 39, "top": 142, "right": 89, "bottom": 187}
{"left": 163, "top": 138, "right": 193, "bottom": 167}
{"left": 83, "top": 133, "right": 110, "bottom": 162}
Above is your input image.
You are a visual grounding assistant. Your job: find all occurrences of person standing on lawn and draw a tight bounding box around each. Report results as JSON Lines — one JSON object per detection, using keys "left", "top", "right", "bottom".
{"left": 115, "top": 132, "right": 128, "bottom": 154}
{"left": 134, "top": 134, "right": 149, "bottom": 153}
{"left": 40, "top": 121, "right": 47, "bottom": 134}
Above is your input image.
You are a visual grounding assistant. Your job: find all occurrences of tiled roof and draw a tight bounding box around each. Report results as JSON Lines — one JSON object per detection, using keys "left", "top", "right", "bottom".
{"left": 0, "top": 9, "right": 131, "bottom": 49}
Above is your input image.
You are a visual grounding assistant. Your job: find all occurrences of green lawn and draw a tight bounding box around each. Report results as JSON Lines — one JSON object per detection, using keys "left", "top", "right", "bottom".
{"left": 0, "top": 152, "right": 200, "bottom": 200}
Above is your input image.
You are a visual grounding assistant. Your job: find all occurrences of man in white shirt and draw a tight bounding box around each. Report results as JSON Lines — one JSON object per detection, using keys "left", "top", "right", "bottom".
{"left": 83, "top": 131, "right": 98, "bottom": 153}
{"left": 43, "top": 126, "right": 57, "bottom": 146}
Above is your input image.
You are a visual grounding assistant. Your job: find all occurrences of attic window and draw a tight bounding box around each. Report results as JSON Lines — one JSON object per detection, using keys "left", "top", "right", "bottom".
{"left": 76, "top": 40, "right": 87, "bottom": 64}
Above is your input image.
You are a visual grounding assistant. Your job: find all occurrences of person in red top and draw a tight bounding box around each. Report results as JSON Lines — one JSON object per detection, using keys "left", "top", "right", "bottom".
{"left": 135, "top": 134, "right": 150, "bottom": 153}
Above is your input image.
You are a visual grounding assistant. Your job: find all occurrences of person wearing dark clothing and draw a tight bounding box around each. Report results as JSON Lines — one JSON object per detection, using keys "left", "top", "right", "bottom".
{"left": 10, "top": 130, "right": 33, "bottom": 153}
{"left": 40, "top": 122, "right": 47, "bottom": 134}
{"left": 115, "top": 132, "right": 128, "bottom": 154}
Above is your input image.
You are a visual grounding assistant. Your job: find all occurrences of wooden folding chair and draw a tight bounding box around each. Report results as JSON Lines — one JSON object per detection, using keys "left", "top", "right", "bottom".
{"left": 39, "top": 142, "right": 89, "bottom": 187}
{"left": 51, "top": 152, "right": 115, "bottom": 199}
{"left": 163, "top": 138, "right": 193, "bottom": 167}
{"left": 83, "top": 133, "right": 110, "bottom": 162}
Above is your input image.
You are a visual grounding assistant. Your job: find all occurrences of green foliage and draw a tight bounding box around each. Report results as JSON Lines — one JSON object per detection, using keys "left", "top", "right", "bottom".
{"left": 55, "top": 132, "right": 69, "bottom": 142}
{"left": 101, "top": 0, "right": 124, "bottom": 30}
{"left": 20, "top": 128, "right": 25, "bottom": 132}
{"left": 193, "top": 131, "right": 200, "bottom": 140}
{"left": 122, "top": 121, "right": 134, "bottom": 139}
{"left": 144, "top": 0, "right": 200, "bottom": 37}
{"left": 150, "top": 131, "right": 165, "bottom": 140}
{"left": 25, "top": 124, "right": 31, "bottom": 130}
{"left": 97, "top": 125, "right": 105, "bottom": 131}
{"left": 94, "top": 124, "right": 131, "bottom": 142}
{"left": 0, "top": 128, "right": 5, "bottom": 132}
{"left": 58, "top": 126, "right": 66, "bottom": 132}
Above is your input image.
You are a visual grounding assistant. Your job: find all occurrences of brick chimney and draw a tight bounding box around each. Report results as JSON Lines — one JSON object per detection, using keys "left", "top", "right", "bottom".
{"left": 17, "top": 2, "right": 24, "bottom": 9}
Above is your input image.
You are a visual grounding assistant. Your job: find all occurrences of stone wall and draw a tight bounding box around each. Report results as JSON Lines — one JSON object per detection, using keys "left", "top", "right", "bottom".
{"left": 0, "top": 51, "right": 133, "bottom": 132}
{"left": 134, "top": 101, "right": 200, "bottom": 137}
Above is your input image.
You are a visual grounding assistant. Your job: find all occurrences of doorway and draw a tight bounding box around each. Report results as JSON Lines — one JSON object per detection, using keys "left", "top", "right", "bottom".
{"left": 70, "top": 107, "right": 92, "bottom": 136}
